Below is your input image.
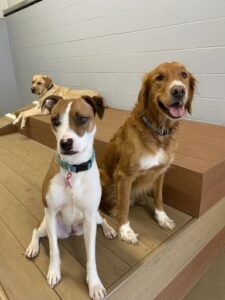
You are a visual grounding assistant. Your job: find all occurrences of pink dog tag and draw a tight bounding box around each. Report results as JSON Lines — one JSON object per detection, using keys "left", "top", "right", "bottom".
{"left": 66, "top": 171, "right": 72, "bottom": 189}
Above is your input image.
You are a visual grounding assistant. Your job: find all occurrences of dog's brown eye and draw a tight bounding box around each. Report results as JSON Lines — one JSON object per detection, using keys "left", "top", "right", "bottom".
{"left": 37, "top": 82, "right": 42, "bottom": 85}
{"left": 181, "top": 71, "right": 188, "bottom": 79}
{"left": 51, "top": 117, "right": 61, "bottom": 127}
{"left": 155, "top": 74, "right": 164, "bottom": 81}
{"left": 76, "top": 116, "right": 89, "bottom": 125}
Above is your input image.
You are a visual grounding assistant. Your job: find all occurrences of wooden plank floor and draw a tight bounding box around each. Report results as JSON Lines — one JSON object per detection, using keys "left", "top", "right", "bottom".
{"left": 0, "top": 132, "right": 193, "bottom": 300}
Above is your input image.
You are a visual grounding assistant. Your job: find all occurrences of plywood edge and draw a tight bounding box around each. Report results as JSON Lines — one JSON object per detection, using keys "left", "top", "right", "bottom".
{"left": 154, "top": 226, "right": 225, "bottom": 300}
{"left": 0, "top": 122, "right": 18, "bottom": 136}
{"left": 200, "top": 159, "right": 225, "bottom": 214}
{"left": 27, "top": 117, "right": 56, "bottom": 149}
{"left": 163, "top": 165, "right": 203, "bottom": 217}
{"left": 200, "top": 160, "right": 225, "bottom": 216}
{"left": 106, "top": 197, "right": 225, "bottom": 300}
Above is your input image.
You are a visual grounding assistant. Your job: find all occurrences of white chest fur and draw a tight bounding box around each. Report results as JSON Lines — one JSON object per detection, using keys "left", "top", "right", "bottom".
{"left": 139, "top": 149, "right": 168, "bottom": 170}
{"left": 46, "top": 161, "right": 101, "bottom": 213}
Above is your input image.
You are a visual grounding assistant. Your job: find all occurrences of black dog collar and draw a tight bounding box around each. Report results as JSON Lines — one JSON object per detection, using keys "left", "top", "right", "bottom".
{"left": 47, "top": 83, "right": 54, "bottom": 91}
{"left": 141, "top": 115, "right": 172, "bottom": 136}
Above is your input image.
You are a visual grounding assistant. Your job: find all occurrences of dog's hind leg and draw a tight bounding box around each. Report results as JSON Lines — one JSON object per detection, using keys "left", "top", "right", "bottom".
{"left": 97, "top": 212, "right": 117, "bottom": 239}
{"left": 25, "top": 217, "right": 47, "bottom": 258}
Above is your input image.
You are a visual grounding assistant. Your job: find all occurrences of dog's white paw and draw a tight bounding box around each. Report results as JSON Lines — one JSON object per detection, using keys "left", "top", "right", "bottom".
{"left": 47, "top": 265, "right": 61, "bottom": 288}
{"left": 25, "top": 241, "right": 39, "bottom": 258}
{"left": 25, "top": 230, "right": 39, "bottom": 258}
{"left": 102, "top": 219, "right": 117, "bottom": 239}
{"left": 155, "top": 209, "right": 176, "bottom": 230}
{"left": 119, "top": 222, "right": 139, "bottom": 244}
{"left": 88, "top": 280, "right": 106, "bottom": 300}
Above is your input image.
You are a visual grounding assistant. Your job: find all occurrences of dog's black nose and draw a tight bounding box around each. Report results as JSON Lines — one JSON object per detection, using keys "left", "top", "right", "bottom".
{"left": 60, "top": 138, "right": 73, "bottom": 151}
{"left": 170, "top": 85, "right": 185, "bottom": 100}
{"left": 31, "top": 87, "right": 35, "bottom": 93}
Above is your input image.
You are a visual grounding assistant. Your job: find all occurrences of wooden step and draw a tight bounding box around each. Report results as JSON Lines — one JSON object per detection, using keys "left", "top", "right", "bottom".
{"left": 16, "top": 107, "right": 225, "bottom": 218}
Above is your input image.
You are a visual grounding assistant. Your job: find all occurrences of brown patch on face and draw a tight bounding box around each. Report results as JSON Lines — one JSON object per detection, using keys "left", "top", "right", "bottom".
{"left": 49, "top": 97, "right": 96, "bottom": 136}
{"left": 69, "top": 98, "right": 96, "bottom": 136}
{"left": 50, "top": 99, "right": 68, "bottom": 131}
{"left": 138, "top": 62, "right": 196, "bottom": 119}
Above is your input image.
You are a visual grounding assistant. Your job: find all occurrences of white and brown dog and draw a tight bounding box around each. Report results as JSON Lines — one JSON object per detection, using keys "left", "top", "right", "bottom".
{"left": 13, "top": 74, "right": 102, "bottom": 129}
{"left": 25, "top": 94, "right": 116, "bottom": 300}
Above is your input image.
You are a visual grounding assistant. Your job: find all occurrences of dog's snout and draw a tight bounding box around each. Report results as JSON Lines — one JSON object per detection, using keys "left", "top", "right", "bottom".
{"left": 60, "top": 138, "right": 73, "bottom": 151}
{"left": 170, "top": 85, "right": 185, "bottom": 100}
{"left": 31, "top": 87, "right": 35, "bottom": 93}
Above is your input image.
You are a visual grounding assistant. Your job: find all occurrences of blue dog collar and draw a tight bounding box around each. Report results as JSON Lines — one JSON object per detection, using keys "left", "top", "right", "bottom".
{"left": 57, "top": 150, "right": 95, "bottom": 173}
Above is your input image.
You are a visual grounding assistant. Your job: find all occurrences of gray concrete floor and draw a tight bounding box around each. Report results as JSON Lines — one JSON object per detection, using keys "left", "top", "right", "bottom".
{"left": 184, "top": 250, "right": 225, "bottom": 300}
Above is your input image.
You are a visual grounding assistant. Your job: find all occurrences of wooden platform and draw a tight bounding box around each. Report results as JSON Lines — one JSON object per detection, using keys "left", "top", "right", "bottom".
{"left": 0, "top": 124, "right": 225, "bottom": 299}
{"left": 9, "top": 106, "right": 225, "bottom": 218}
{"left": 0, "top": 132, "right": 191, "bottom": 299}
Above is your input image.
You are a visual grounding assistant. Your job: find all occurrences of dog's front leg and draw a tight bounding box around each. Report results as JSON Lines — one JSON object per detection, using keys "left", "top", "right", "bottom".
{"left": 153, "top": 173, "right": 175, "bottom": 230}
{"left": 83, "top": 212, "right": 106, "bottom": 300}
{"left": 116, "top": 171, "right": 138, "bottom": 244}
{"left": 13, "top": 112, "right": 23, "bottom": 125}
{"left": 20, "top": 106, "right": 42, "bottom": 129}
{"left": 45, "top": 208, "right": 61, "bottom": 288}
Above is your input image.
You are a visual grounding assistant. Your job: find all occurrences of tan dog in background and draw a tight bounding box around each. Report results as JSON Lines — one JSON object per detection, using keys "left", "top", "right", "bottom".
{"left": 100, "top": 62, "right": 196, "bottom": 244}
{"left": 13, "top": 74, "right": 103, "bottom": 129}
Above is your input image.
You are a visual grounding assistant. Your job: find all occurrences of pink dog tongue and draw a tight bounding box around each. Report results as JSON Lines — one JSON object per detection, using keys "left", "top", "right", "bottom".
{"left": 168, "top": 105, "right": 185, "bottom": 118}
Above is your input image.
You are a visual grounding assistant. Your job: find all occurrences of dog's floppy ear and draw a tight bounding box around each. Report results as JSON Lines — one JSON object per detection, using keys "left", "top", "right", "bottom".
{"left": 186, "top": 73, "right": 196, "bottom": 114}
{"left": 42, "top": 75, "right": 53, "bottom": 89}
{"left": 138, "top": 73, "right": 151, "bottom": 108}
{"left": 41, "top": 95, "right": 62, "bottom": 113}
{"left": 82, "top": 95, "right": 105, "bottom": 119}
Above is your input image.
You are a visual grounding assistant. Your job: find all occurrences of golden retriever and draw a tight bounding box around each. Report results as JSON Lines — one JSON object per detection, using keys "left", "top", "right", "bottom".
{"left": 100, "top": 62, "right": 196, "bottom": 244}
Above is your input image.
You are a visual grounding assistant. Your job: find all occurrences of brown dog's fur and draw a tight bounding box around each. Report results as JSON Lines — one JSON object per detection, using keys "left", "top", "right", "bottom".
{"left": 100, "top": 62, "right": 196, "bottom": 244}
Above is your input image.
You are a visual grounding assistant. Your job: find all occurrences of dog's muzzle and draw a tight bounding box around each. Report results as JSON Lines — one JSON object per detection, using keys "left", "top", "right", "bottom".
{"left": 31, "top": 87, "right": 35, "bottom": 94}
{"left": 60, "top": 138, "right": 78, "bottom": 155}
{"left": 170, "top": 85, "right": 186, "bottom": 103}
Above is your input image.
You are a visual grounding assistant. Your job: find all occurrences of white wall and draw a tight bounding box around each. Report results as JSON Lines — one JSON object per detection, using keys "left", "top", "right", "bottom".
{"left": 0, "top": 0, "right": 8, "bottom": 17}
{"left": 7, "top": 0, "right": 23, "bottom": 6}
{"left": 5, "top": 0, "right": 225, "bottom": 124}
{"left": 0, "top": 18, "right": 19, "bottom": 115}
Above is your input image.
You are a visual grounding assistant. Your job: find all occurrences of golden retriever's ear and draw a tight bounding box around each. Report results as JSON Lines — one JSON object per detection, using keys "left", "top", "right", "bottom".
{"left": 186, "top": 73, "right": 196, "bottom": 114}
{"left": 42, "top": 76, "right": 53, "bottom": 89}
{"left": 41, "top": 95, "right": 62, "bottom": 113}
{"left": 138, "top": 73, "right": 150, "bottom": 108}
{"left": 82, "top": 95, "right": 105, "bottom": 119}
